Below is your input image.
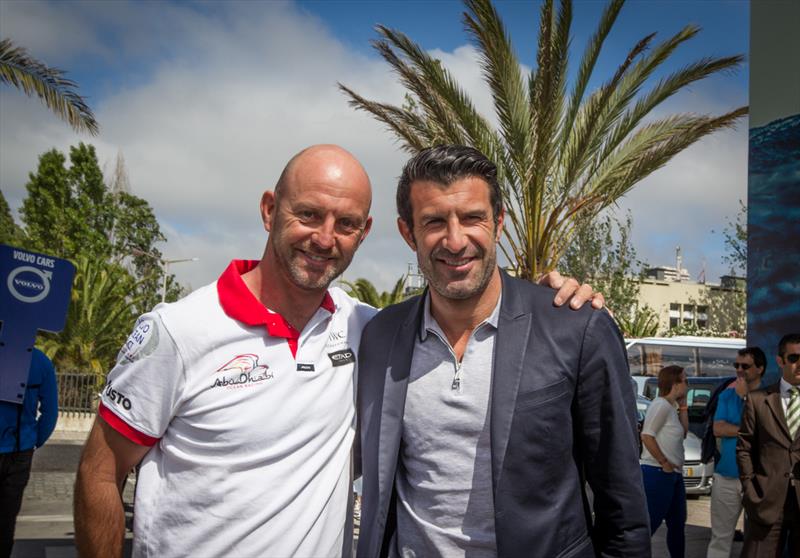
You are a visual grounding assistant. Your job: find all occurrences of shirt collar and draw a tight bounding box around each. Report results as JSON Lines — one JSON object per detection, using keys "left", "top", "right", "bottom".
{"left": 418, "top": 289, "right": 502, "bottom": 342}
{"left": 216, "top": 260, "right": 335, "bottom": 339}
{"left": 780, "top": 378, "right": 800, "bottom": 397}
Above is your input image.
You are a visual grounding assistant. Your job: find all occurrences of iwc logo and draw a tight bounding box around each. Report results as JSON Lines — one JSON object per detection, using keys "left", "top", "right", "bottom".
{"left": 212, "top": 354, "right": 273, "bottom": 390}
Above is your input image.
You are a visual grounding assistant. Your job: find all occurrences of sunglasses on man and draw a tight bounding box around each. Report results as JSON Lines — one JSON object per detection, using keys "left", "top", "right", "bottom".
{"left": 785, "top": 353, "right": 800, "bottom": 364}
{"left": 734, "top": 362, "right": 752, "bottom": 370}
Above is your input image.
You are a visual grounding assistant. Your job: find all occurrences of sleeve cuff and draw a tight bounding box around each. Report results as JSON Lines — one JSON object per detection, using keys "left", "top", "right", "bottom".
{"left": 98, "top": 402, "right": 159, "bottom": 447}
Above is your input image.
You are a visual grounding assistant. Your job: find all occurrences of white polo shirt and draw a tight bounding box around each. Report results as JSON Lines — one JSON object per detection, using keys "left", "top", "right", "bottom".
{"left": 99, "top": 260, "right": 375, "bottom": 558}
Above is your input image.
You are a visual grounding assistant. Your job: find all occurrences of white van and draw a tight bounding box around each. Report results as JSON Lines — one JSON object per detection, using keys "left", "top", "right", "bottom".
{"left": 626, "top": 336, "right": 745, "bottom": 396}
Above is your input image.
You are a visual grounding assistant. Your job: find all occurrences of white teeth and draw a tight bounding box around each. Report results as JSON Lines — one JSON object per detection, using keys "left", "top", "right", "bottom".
{"left": 443, "top": 259, "right": 470, "bottom": 266}
{"left": 307, "top": 255, "right": 327, "bottom": 262}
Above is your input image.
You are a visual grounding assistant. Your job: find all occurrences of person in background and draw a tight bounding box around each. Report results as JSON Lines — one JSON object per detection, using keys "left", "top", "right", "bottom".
{"left": 0, "top": 348, "right": 58, "bottom": 558}
{"left": 706, "top": 346, "right": 765, "bottom": 558}
{"left": 641, "top": 365, "right": 689, "bottom": 558}
{"left": 737, "top": 333, "right": 800, "bottom": 557}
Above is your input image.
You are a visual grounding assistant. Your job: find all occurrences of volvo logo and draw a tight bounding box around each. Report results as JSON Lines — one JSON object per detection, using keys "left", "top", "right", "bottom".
{"left": 7, "top": 265, "right": 52, "bottom": 303}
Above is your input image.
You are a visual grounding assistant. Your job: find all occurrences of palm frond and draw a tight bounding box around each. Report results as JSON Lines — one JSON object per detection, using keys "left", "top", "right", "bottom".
{"left": 596, "top": 54, "right": 745, "bottom": 167}
{"left": 560, "top": 0, "right": 624, "bottom": 149}
{"left": 339, "top": 84, "right": 429, "bottom": 152}
{"left": 0, "top": 38, "right": 99, "bottom": 135}
{"left": 464, "top": 0, "right": 533, "bottom": 180}
{"left": 340, "top": 0, "right": 747, "bottom": 278}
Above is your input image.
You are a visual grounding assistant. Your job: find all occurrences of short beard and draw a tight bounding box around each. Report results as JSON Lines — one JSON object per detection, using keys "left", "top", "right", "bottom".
{"left": 421, "top": 245, "right": 497, "bottom": 301}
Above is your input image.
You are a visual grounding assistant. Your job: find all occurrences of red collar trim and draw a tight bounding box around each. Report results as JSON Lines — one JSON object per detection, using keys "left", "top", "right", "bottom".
{"left": 217, "top": 260, "right": 334, "bottom": 341}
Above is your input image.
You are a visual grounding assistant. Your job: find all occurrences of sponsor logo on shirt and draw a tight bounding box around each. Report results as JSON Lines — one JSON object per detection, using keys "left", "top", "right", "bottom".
{"left": 212, "top": 354, "right": 273, "bottom": 390}
{"left": 104, "top": 383, "right": 133, "bottom": 410}
{"left": 117, "top": 318, "right": 160, "bottom": 366}
{"left": 328, "top": 348, "right": 355, "bottom": 367}
{"left": 326, "top": 329, "right": 348, "bottom": 348}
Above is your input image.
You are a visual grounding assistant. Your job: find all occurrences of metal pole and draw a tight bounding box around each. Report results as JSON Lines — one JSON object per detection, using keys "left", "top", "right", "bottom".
{"left": 162, "top": 261, "right": 169, "bottom": 303}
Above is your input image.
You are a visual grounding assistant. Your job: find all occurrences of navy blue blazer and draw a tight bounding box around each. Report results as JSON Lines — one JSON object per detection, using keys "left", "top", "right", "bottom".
{"left": 356, "top": 271, "right": 651, "bottom": 558}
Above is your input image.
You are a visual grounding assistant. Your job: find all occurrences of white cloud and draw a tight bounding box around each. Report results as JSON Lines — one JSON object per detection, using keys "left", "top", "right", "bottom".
{"left": 0, "top": 0, "right": 747, "bottom": 295}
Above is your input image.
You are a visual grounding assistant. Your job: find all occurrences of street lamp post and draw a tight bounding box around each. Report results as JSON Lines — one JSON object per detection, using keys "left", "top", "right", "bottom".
{"left": 131, "top": 248, "right": 199, "bottom": 302}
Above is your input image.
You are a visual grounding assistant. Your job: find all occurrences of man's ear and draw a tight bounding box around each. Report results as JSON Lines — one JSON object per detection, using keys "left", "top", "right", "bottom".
{"left": 777, "top": 354, "right": 784, "bottom": 368}
{"left": 397, "top": 217, "right": 416, "bottom": 251}
{"left": 357, "top": 216, "right": 373, "bottom": 246}
{"left": 261, "top": 191, "right": 276, "bottom": 232}
{"left": 495, "top": 206, "right": 505, "bottom": 242}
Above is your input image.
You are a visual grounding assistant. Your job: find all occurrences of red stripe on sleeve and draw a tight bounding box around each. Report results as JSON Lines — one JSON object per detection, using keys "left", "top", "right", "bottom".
{"left": 98, "top": 403, "right": 159, "bottom": 447}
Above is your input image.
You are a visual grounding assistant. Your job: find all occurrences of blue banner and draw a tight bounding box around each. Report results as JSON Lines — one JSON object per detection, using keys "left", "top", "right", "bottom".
{"left": 0, "top": 244, "right": 75, "bottom": 404}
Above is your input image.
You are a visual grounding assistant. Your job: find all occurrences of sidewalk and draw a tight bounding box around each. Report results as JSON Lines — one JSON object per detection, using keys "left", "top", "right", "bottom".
{"left": 12, "top": 441, "right": 739, "bottom": 558}
{"left": 11, "top": 434, "right": 134, "bottom": 558}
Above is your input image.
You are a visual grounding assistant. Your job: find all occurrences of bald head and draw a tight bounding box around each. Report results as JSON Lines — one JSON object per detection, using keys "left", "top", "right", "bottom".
{"left": 275, "top": 144, "right": 372, "bottom": 211}
{"left": 259, "top": 144, "right": 373, "bottom": 293}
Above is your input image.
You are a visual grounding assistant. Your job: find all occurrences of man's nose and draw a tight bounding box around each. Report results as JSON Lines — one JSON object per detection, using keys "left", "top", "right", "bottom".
{"left": 442, "top": 218, "right": 468, "bottom": 252}
{"left": 312, "top": 217, "right": 336, "bottom": 250}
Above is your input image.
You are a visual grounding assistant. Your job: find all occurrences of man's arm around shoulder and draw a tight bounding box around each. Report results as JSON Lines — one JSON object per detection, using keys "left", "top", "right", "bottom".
{"left": 74, "top": 417, "right": 150, "bottom": 558}
{"left": 576, "top": 310, "right": 651, "bottom": 557}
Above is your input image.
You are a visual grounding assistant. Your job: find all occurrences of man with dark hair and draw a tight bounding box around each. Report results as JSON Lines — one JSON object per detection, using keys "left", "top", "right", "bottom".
{"left": 74, "top": 144, "right": 601, "bottom": 558}
{"left": 706, "top": 346, "right": 765, "bottom": 558}
{"left": 357, "top": 145, "right": 650, "bottom": 557}
{"left": 737, "top": 333, "right": 800, "bottom": 557}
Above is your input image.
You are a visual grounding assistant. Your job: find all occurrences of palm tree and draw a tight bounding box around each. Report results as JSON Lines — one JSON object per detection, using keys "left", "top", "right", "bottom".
{"left": 39, "top": 257, "right": 141, "bottom": 377}
{"left": 341, "top": 276, "right": 412, "bottom": 308}
{"left": 340, "top": 0, "right": 746, "bottom": 280}
{"left": 0, "top": 37, "right": 99, "bottom": 135}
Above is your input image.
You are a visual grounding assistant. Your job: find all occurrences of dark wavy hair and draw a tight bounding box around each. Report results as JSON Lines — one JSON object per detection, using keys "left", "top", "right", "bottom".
{"left": 396, "top": 145, "right": 502, "bottom": 227}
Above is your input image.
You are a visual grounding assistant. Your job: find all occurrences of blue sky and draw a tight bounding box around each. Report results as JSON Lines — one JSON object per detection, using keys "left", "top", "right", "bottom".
{"left": 0, "top": 0, "right": 750, "bottom": 291}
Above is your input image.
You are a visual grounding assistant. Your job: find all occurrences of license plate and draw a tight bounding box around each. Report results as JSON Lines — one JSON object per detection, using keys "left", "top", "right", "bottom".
{"left": 683, "top": 467, "right": 694, "bottom": 477}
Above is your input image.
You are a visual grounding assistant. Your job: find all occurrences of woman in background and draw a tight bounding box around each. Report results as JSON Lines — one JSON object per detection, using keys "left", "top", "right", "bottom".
{"left": 640, "top": 365, "right": 689, "bottom": 558}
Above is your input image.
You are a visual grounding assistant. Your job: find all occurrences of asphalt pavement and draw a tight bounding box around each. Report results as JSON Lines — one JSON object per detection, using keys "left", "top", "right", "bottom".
{"left": 11, "top": 438, "right": 133, "bottom": 558}
{"left": 12, "top": 440, "right": 741, "bottom": 558}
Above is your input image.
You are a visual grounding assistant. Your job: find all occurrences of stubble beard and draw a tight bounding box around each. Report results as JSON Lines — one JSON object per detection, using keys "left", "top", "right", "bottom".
{"left": 270, "top": 227, "right": 350, "bottom": 292}
{"left": 420, "top": 245, "right": 497, "bottom": 301}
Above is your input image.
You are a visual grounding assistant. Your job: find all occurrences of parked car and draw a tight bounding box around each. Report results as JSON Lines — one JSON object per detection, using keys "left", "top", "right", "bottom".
{"left": 636, "top": 395, "right": 715, "bottom": 497}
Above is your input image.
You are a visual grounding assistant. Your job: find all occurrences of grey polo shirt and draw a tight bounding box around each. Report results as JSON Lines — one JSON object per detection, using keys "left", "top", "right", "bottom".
{"left": 393, "top": 293, "right": 499, "bottom": 558}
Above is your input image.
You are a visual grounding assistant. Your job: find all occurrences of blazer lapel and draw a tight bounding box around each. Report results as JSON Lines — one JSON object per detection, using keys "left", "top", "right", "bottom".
{"left": 764, "top": 385, "right": 792, "bottom": 445}
{"left": 377, "top": 296, "right": 424, "bottom": 517}
{"left": 490, "top": 273, "right": 532, "bottom": 492}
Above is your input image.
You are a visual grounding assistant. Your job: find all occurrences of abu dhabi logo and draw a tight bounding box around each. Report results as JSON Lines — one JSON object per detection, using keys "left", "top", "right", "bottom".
{"left": 212, "top": 354, "right": 273, "bottom": 389}
{"left": 7, "top": 265, "right": 52, "bottom": 303}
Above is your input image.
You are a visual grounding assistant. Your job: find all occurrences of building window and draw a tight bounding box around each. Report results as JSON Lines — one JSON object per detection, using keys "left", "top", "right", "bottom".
{"left": 697, "top": 305, "right": 708, "bottom": 328}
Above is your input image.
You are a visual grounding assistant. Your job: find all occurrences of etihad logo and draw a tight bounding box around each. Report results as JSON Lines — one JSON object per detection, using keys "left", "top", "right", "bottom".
{"left": 212, "top": 354, "right": 273, "bottom": 389}
{"left": 328, "top": 348, "right": 355, "bottom": 367}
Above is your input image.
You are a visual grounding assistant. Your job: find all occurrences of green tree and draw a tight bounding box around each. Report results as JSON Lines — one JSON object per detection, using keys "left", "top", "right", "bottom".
{"left": 0, "top": 37, "right": 98, "bottom": 134}
{"left": 0, "top": 189, "right": 22, "bottom": 243}
{"left": 615, "top": 305, "right": 659, "bottom": 338}
{"left": 38, "top": 257, "right": 142, "bottom": 376}
{"left": 558, "top": 210, "right": 643, "bottom": 316}
{"left": 721, "top": 199, "right": 747, "bottom": 275}
{"left": 341, "top": 276, "right": 414, "bottom": 308}
{"left": 13, "top": 143, "right": 182, "bottom": 372}
{"left": 340, "top": 0, "right": 746, "bottom": 280}
{"left": 18, "top": 144, "right": 172, "bottom": 286}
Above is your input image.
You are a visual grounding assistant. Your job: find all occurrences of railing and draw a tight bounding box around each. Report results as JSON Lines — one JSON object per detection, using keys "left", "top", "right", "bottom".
{"left": 56, "top": 371, "right": 99, "bottom": 413}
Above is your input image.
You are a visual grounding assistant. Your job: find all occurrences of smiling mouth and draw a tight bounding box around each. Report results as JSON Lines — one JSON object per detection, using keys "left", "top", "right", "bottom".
{"left": 299, "top": 250, "right": 334, "bottom": 265}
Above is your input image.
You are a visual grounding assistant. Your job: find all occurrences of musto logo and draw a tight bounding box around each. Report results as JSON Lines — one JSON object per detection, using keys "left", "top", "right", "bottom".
{"left": 212, "top": 354, "right": 273, "bottom": 389}
{"left": 7, "top": 266, "right": 52, "bottom": 303}
{"left": 104, "top": 384, "right": 132, "bottom": 410}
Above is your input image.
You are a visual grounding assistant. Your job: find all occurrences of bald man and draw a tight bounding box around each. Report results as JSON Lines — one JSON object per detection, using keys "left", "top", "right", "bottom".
{"left": 74, "top": 145, "right": 598, "bottom": 558}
